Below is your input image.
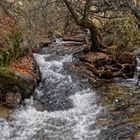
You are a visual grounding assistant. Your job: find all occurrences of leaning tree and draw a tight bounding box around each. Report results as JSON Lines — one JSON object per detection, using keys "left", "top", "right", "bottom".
{"left": 62, "top": 0, "right": 140, "bottom": 51}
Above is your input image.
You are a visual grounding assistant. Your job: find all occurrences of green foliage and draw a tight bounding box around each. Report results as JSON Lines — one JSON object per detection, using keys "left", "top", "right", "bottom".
{"left": 104, "top": 18, "right": 140, "bottom": 60}
{"left": 7, "top": 32, "right": 22, "bottom": 58}
{"left": 0, "top": 32, "right": 23, "bottom": 67}
{"left": 0, "top": 67, "right": 15, "bottom": 78}
{"left": 0, "top": 50, "right": 11, "bottom": 67}
{"left": 105, "top": 18, "right": 140, "bottom": 48}
{"left": 7, "top": 32, "right": 22, "bottom": 48}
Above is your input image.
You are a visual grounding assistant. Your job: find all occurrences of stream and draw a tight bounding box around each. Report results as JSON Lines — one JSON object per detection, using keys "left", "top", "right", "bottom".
{"left": 0, "top": 40, "right": 140, "bottom": 140}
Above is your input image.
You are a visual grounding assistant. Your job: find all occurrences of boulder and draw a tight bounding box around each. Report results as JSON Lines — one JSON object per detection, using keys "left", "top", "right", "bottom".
{"left": 95, "top": 58, "right": 113, "bottom": 68}
{"left": 122, "top": 64, "right": 135, "bottom": 73}
{"left": 85, "top": 52, "right": 113, "bottom": 65}
{"left": 99, "top": 70, "right": 113, "bottom": 79}
{"left": 84, "top": 51, "right": 136, "bottom": 79}
{"left": 103, "top": 18, "right": 140, "bottom": 52}
{"left": 0, "top": 68, "right": 37, "bottom": 100}
{"left": 118, "top": 51, "right": 135, "bottom": 64}
{"left": 0, "top": 57, "right": 39, "bottom": 107}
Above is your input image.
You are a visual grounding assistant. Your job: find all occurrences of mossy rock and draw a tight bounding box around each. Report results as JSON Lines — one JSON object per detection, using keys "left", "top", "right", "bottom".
{"left": 104, "top": 18, "right": 140, "bottom": 59}
{"left": 0, "top": 67, "right": 15, "bottom": 79}
{"left": 0, "top": 67, "right": 36, "bottom": 102}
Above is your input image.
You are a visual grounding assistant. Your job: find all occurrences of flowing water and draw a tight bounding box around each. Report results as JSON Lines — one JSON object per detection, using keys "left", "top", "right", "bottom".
{"left": 0, "top": 41, "right": 102, "bottom": 140}
{"left": 0, "top": 40, "right": 140, "bottom": 140}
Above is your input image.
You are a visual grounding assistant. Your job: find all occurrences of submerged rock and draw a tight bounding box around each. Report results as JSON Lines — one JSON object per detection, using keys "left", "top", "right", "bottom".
{"left": 39, "top": 93, "right": 73, "bottom": 112}
{"left": 97, "top": 81, "right": 140, "bottom": 139}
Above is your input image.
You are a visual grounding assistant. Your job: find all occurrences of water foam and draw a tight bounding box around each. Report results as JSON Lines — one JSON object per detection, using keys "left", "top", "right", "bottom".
{"left": 0, "top": 89, "right": 101, "bottom": 140}
{"left": 0, "top": 45, "right": 101, "bottom": 140}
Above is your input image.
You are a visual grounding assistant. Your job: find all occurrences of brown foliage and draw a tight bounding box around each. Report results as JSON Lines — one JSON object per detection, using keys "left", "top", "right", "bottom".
{"left": 0, "top": 12, "right": 19, "bottom": 43}
{"left": 10, "top": 56, "right": 35, "bottom": 78}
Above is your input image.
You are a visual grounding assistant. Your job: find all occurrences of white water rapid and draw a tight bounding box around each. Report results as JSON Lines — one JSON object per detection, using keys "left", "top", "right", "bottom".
{"left": 0, "top": 42, "right": 102, "bottom": 140}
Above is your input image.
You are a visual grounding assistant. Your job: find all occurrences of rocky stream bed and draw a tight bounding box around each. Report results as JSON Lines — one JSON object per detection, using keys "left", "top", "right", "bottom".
{"left": 0, "top": 39, "right": 140, "bottom": 140}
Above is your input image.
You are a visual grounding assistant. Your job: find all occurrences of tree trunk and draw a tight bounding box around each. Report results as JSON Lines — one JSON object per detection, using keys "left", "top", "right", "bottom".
{"left": 90, "top": 26, "right": 100, "bottom": 51}
{"left": 63, "top": 0, "right": 100, "bottom": 51}
{"left": 78, "top": 18, "right": 100, "bottom": 51}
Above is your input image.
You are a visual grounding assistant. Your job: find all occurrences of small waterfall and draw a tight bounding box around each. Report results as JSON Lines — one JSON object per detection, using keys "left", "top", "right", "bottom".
{"left": 115, "top": 56, "right": 140, "bottom": 85}
{"left": 136, "top": 57, "right": 140, "bottom": 85}
{"left": 0, "top": 40, "right": 102, "bottom": 140}
{"left": 136, "top": 57, "right": 140, "bottom": 72}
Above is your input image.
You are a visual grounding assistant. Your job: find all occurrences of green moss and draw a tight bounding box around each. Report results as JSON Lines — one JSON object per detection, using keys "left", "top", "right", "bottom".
{"left": 0, "top": 67, "right": 35, "bottom": 98}
{"left": 0, "top": 32, "right": 23, "bottom": 66}
{"left": 105, "top": 18, "right": 140, "bottom": 49}
{"left": 105, "top": 18, "right": 140, "bottom": 59}
{"left": 0, "top": 68, "right": 15, "bottom": 78}
{"left": 6, "top": 32, "right": 22, "bottom": 58}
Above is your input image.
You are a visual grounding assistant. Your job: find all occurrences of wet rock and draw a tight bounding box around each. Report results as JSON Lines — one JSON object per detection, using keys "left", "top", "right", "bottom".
{"left": 113, "top": 71, "right": 125, "bottom": 78}
{"left": 96, "top": 118, "right": 113, "bottom": 126}
{"left": 113, "top": 63, "right": 122, "bottom": 69}
{"left": 118, "top": 51, "right": 135, "bottom": 64}
{"left": 113, "top": 99, "right": 129, "bottom": 111}
{"left": 79, "top": 55, "right": 85, "bottom": 62}
{"left": 89, "top": 77, "right": 113, "bottom": 88}
{"left": 0, "top": 89, "right": 5, "bottom": 101}
{"left": 136, "top": 74, "right": 140, "bottom": 85}
{"left": 134, "top": 48, "right": 140, "bottom": 57}
{"left": 85, "top": 63, "right": 100, "bottom": 77}
{"left": 0, "top": 104, "right": 11, "bottom": 118}
{"left": 84, "top": 52, "right": 117, "bottom": 79}
{"left": 0, "top": 58, "right": 39, "bottom": 107}
{"left": 122, "top": 64, "right": 136, "bottom": 78}
{"left": 6, "top": 91, "right": 21, "bottom": 107}
{"left": 99, "top": 70, "right": 113, "bottom": 79}
{"left": 122, "top": 64, "right": 132, "bottom": 73}
{"left": 95, "top": 58, "right": 112, "bottom": 68}
{"left": 85, "top": 52, "right": 112, "bottom": 64}
{"left": 84, "top": 50, "right": 136, "bottom": 80}
{"left": 89, "top": 78, "right": 104, "bottom": 88}
{"left": 39, "top": 42, "right": 49, "bottom": 48}
{"left": 99, "top": 125, "right": 136, "bottom": 140}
